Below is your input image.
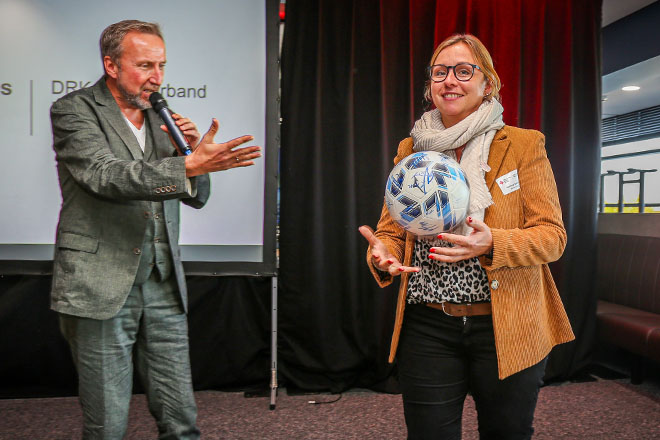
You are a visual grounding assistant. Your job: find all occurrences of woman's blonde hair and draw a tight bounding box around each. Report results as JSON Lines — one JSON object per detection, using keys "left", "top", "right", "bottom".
{"left": 423, "top": 34, "right": 502, "bottom": 105}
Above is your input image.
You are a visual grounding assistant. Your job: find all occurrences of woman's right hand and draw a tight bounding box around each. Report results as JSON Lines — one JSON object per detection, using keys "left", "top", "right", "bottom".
{"left": 359, "top": 225, "right": 420, "bottom": 276}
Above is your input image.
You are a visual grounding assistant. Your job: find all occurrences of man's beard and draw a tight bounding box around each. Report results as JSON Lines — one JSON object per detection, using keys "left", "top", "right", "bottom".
{"left": 116, "top": 74, "right": 152, "bottom": 110}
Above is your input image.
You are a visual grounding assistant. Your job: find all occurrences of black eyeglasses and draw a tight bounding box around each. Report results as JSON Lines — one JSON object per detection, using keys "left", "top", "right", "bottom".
{"left": 427, "top": 63, "right": 481, "bottom": 82}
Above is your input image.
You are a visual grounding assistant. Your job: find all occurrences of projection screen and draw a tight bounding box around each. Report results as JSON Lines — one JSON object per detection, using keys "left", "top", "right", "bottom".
{"left": 0, "top": 0, "right": 278, "bottom": 276}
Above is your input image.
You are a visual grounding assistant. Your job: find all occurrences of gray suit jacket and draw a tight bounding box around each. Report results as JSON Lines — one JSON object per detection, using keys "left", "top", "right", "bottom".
{"left": 50, "top": 78, "right": 211, "bottom": 319}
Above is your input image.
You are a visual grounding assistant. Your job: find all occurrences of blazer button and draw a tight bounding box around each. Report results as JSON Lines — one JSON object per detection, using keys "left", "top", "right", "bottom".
{"left": 154, "top": 213, "right": 161, "bottom": 220}
{"left": 133, "top": 248, "right": 141, "bottom": 255}
{"left": 490, "top": 279, "right": 499, "bottom": 290}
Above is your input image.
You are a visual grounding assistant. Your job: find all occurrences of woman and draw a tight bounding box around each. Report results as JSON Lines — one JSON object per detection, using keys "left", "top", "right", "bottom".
{"left": 359, "top": 34, "right": 574, "bottom": 439}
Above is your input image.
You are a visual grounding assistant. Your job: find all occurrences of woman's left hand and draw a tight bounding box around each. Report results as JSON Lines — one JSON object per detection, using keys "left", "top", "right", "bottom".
{"left": 429, "top": 217, "right": 493, "bottom": 263}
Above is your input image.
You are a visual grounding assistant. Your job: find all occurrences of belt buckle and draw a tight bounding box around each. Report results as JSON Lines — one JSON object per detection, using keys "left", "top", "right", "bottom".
{"left": 441, "top": 302, "right": 455, "bottom": 317}
{"left": 442, "top": 302, "right": 472, "bottom": 317}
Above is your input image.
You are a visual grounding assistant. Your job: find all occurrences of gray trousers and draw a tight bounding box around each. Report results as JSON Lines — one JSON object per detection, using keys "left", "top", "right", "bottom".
{"left": 59, "top": 275, "right": 200, "bottom": 440}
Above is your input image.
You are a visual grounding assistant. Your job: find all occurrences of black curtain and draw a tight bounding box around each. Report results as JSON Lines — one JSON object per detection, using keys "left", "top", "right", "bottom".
{"left": 0, "top": 276, "right": 76, "bottom": 397}
{"left": 278, "top": 0, "right": 412, "bottom": 393}
{"left": 540, "top": 0, "right": 602, "bottom": 381}
{"left": 0, "top": 275, "right": 271, "bottom": 398}
{"left": 278, "top": 0, "right": 601, "bottom": 392}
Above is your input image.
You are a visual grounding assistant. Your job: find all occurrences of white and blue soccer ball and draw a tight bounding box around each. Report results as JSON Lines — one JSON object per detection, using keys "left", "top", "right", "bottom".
{"left": 385, "top": 151, "right": 470, "bottom": 236}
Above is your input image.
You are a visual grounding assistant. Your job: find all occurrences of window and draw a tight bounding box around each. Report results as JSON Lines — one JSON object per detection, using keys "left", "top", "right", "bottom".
{"left": 600, "top": 134, "right": 660, "bottom": 213}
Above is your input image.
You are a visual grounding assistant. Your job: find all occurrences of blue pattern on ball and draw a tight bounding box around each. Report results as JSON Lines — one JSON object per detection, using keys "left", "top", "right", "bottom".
{"left": 385, "top": 152, "right": 470, "bottom": 236}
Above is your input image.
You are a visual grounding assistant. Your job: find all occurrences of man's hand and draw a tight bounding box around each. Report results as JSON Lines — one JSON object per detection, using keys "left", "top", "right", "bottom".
{"left": 428, "top": 217, "right": 493, "bottom": 263}
{"left": 160, "top": 113, "right": 201, "bottom": 154}
{"left": 359, "top": 225, "right": 420, "bottom": 276}
{"left": 184, "top": 118, "right": 262, "bottom": 177}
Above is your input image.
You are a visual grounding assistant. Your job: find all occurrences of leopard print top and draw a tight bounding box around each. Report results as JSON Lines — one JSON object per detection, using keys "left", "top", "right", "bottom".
{"left": 407, "top": 237, "right": 490, "bottom": 304}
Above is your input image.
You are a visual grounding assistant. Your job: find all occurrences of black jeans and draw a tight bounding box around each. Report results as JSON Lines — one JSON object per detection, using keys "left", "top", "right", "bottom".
{"left": 397, "top": 303, "right": 547, "bottom": 440}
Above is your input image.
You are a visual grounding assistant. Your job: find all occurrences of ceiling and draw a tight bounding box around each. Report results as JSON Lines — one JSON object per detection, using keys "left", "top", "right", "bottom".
{"left": 602, "top": 0, "right": 656, "bottom": 26}
{"left": 601, "top": 0, "right": 660, "bottom": 119}
{"left": 602, "top": 55, "right": 660, "bottom": 118}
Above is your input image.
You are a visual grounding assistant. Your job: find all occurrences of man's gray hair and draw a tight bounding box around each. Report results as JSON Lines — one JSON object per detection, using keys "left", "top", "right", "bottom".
{"left": 100, "top": 20, "right": 163, "bottom": 69}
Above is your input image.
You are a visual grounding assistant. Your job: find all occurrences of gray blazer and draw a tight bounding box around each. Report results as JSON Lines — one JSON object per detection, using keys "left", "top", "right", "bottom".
{"left": 50, "top": 78, "right": 210, "bottom": 319}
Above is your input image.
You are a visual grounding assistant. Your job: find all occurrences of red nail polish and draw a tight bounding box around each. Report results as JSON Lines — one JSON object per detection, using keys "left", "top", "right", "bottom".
{"left": 468, "top": 217, "right": 472, "bottom": 223}
{"left": 398, "top": 267, "right": 404, "bottom": 272}
{"left": 387, "top": 259, "right": 393, "bottom": 264}
{"left": 428, "top": 255, "right": 434, "bottom": 260}
{"left": 437, "top": 234, "right": 443, "bottom": 240}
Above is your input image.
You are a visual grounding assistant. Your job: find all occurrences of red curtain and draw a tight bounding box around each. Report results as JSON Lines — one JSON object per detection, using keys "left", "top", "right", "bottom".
{"left": 377, "top": 0, "right": 579, "bottom": 131}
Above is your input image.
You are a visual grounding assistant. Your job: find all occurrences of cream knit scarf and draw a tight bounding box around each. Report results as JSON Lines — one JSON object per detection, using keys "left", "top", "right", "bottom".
{"left": 410, "top": 99, "right": 505, "bottom": 235}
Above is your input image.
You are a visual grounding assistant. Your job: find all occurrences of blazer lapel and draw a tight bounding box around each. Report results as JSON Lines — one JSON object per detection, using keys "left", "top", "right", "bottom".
{"left": 485, "top": 127, "right": 512, "bottom": 191}
{"left": 92, "top": 79, "right": 144, "bottom": 160}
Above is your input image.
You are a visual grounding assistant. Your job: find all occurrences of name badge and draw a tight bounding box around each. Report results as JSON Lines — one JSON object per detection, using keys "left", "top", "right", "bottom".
{"left": 496, "top": 169, "right": 520, "bottom": 195}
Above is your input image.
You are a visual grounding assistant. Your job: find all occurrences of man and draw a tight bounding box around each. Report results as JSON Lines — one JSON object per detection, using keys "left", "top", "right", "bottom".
{"left": 50, "top": 20, "right": 260, "bottom": 439}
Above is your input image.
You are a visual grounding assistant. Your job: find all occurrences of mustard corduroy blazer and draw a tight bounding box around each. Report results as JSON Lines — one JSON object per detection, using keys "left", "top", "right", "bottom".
{"left": 367, "top": 126, "right": 575, "bottom": 379}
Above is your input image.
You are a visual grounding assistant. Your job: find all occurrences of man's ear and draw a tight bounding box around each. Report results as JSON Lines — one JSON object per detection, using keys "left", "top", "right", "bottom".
{"left": 104, "top": 56, "right": 119, "bottom": 79}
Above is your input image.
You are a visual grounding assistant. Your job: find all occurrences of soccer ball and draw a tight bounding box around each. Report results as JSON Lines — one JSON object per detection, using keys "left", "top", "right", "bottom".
{"left": 385, "top": 151, "right": 470, "bottom": 236}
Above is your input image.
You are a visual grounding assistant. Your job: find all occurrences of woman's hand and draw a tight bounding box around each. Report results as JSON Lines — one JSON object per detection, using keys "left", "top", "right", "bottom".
{"left": 429, "top": 217, "right": 493, "bottom": 263}
{"left": 359, "top": 225, "right": 420, "bottom": 276}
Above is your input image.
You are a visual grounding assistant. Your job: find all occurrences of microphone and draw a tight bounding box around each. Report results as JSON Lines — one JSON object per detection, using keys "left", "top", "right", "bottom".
{"left": 149, "top": 92, "right": 193, "bottom": 155}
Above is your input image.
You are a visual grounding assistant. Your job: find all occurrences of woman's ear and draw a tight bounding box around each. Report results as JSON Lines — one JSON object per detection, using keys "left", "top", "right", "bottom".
{"left": 484, "top": 80, "right": 493, "bottom": 98}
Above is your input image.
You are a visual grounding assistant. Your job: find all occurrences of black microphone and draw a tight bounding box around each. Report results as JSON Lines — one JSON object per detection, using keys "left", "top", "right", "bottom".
{"left": 149, "top": 92, "right": 193, "bottom": 155}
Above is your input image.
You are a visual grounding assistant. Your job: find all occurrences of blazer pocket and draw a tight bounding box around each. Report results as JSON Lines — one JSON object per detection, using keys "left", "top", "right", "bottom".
{"left": 57, "top": 232, "right": 99, "bottom": 254}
